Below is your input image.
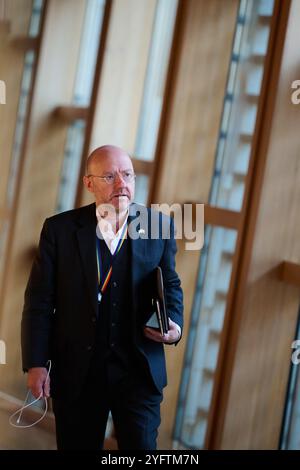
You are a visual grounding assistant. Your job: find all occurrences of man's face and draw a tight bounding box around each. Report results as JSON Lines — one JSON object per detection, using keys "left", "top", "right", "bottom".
{"left": 84, "top": 150, "right": 135, "bottom": 213}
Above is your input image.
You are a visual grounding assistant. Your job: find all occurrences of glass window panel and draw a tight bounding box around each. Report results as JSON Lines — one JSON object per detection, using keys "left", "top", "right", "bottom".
{"left": 134, "top": 174, "right": 149, "bottom": 206}
{"left": 1, "top": 5, "right": 42, "bottom": 207}
{"left": 73, "top": 0, "right": 105, "bottom": 107}
{"left": 258, "top": 0, "right": 274, "bottom": 16}
{"left": 252, "top": 25, "right": 271, "bottom": 55}
{"left": 133, "top": 0, "right": 177, "bottom": 204}
{"left": 208, "top": 0, "right": 274, "bottom": 212}
{"left": 29, "top": 0, "right": 44, "bottom": 37}
{"left": 56, "top": 121, "right": 86, "bottom": 213}
{"left": 246, "top": 65, "right": 264, "bottom": 95}
{"left": 174, "top": 225, "right": 238, "bottom": 449}
{"left": 134, "top": 0, "right": 178, "bottom": 163}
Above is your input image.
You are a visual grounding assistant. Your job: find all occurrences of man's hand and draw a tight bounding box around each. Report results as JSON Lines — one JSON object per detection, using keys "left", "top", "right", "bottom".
{"left": 27, "top": 367, "right": 50, "bottom": 399}
{"left": 144, "top": 318, "right": 181, "bottom": 344}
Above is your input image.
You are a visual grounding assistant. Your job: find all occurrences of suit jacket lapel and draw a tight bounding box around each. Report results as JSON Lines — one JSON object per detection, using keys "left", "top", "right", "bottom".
{"left": 128, "top": 203, "right": 148, "bottom": 317}
{"left": 76, "top": 203, "right": 98, "bottom": 317}
{"left": 128, "top": 202, "right": 147, "bottom": 270}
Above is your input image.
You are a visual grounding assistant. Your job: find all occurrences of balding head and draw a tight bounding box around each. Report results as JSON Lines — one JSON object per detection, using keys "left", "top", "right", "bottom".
{"left": 83, "top": 145, "right": 135, "bottom": 213}
{"left": 86, "top": 145, "right": 132, "bottom": 175}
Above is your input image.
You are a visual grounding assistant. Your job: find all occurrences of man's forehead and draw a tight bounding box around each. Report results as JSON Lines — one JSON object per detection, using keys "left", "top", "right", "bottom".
{"left": 92, "top": 153, "right": 133, "bottom": 170}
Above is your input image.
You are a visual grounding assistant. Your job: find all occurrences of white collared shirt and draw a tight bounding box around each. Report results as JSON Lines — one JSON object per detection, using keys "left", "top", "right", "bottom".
{"left": 96, "top": 209, "right": 128, "bottom": 255}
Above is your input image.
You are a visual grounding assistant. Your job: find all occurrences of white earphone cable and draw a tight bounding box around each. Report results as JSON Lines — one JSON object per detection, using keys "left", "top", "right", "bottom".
{"left": 9, "top": 360, "right": 51, "bottom": 429}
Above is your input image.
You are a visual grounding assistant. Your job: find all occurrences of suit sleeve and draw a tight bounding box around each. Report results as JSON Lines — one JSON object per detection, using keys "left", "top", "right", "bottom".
{"left": 159, "top": 217, "right": 184, "bottom": 342}
{"left": 21, "top": 218, "right": 56, "bottom": 370}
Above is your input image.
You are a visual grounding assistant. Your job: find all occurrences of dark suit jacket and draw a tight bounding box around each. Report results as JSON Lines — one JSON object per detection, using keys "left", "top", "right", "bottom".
{"left": 21, "top": 202, "right": 183, "bottom": 398}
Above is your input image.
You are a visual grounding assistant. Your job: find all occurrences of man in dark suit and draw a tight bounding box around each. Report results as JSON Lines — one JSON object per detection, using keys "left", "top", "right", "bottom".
{"left": 21, "top": 145, "right": 183, "bottom": 450}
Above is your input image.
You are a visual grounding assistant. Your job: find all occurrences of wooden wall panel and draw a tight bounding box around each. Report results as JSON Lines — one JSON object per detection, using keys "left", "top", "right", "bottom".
{"left": 156, "top": 0, "right": 239, "bottom": 449}
{"left": 0, "top": 0, "right": 87, "bottom": 397}
{"left": 0, "top": 0, "right": 32, "bottom": 245}
{"left": 221, "top": 0, "right": 300, "bottom": 449}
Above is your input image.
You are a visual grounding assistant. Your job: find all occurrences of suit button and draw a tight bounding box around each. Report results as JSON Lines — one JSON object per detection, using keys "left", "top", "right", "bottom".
{"left": 112, "top": 322, "right": 116, "bottom": 327}
{"left": 112, "top": 302, "right": 117, "bottom": 307}
{"left": 111, "top": 343, "right": 115, "bottom": 348}
{"left": 91, "top": 316, "right": 96, "bottom": 323}
{"left": 87, "top": 345, "right": 92, "bottom": 351}
{"left": 113, "top": 281, "right": 117, "bottom": 288}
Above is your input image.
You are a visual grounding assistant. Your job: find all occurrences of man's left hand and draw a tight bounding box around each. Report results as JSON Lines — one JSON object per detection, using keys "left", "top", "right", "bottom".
{"left": 143, "top": 318, "right": 181, "bottom": 344}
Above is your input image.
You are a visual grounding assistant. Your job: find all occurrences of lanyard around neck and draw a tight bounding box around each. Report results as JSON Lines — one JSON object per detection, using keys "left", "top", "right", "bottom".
{"left": 96, "top": 223, "right": 128, "bottom": 298}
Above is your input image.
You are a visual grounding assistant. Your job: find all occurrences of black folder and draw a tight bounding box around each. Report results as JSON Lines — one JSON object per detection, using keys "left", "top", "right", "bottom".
{"left": 146, "top": 267, "right": 169, "bottom": 335}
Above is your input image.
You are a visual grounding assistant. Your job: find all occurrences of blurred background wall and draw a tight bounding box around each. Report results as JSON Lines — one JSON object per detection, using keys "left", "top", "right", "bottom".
{"left": 0, "top": 0, "right": 300, "bottom": 450}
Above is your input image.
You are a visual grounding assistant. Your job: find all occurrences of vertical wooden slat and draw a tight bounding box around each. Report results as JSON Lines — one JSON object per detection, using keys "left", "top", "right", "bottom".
{"left": 148, "top": 0, "right": 187, "bottom": 206}
{"left": 77, "top": 0, "right": 157, "bottom": 208}
{"left": 74, "top": 0, "right": 112, "bottom": 208}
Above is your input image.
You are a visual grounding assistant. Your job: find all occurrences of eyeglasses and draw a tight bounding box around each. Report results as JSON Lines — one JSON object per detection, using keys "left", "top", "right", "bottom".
{"left": 87, "top": 170, "right": 136, "bottom": 185}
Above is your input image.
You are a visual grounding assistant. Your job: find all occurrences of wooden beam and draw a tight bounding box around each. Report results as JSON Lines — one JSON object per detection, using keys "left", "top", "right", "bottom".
{"left": 279, "top": 261, "right": 300, "bottom": 288}
{"left": 0, "top": 20, "right": 10, "bottom": 33}
{"left": 11, "top": 36, "right": 38, "bottom": 51}
{"left": 53, "top": 105, "right": 89, "bottom": 123}
{"left": 240, "top": 132, "right": 253, "bottom": 143}
{"left": 75, "top": 0, "right": 113, "bottom": 208}
{"left": 131, "top": 158, "right": 153, "bottom": 176}
{"left": 258, "top": 15, "right": 272, "bottom": 25}
{"left": 245, "top": 93, "right": 259, "bottom": 104}
{"left": 0, "top": 207, "right": 10, "bottom": 219}
{"left": 250, "top": 54, "right": 265, "bottom": 64}
{"left": 186, "top": 203, "right": 241, "bottom": 229}
{"left": 204, "top": 205, "right": 241, "bottom": 229}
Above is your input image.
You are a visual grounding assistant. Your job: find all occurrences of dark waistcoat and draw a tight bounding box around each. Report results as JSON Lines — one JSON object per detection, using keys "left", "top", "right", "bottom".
{"left": 93, "top": 236, "right": 139, "bottom": 382}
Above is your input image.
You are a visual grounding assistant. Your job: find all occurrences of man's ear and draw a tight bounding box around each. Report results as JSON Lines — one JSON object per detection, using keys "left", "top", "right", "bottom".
{"left": 83, "top": 175, "right": 93, "bottom": 193}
